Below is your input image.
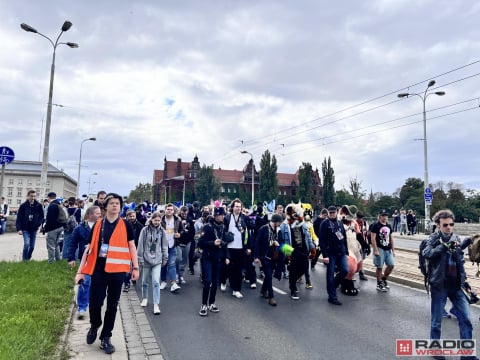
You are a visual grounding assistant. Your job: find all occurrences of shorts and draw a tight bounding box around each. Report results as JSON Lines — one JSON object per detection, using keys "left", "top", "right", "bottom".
{"left": 373, "top": 248, "right": 394, "bottom": 268}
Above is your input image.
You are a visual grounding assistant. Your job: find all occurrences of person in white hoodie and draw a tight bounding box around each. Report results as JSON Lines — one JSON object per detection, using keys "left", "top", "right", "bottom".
{"left": 138, "top": 212, "right": 168, "bottom": 314}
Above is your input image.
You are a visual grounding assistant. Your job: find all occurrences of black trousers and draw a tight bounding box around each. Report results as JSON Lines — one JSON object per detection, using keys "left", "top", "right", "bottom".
{"left": 288, "top": 250, "right": 308, "bottom": 293}
{"left": 89, "top": 266, "right": 125, "bottom": 339}
{"left": 220, "top": 248, "right": 244, "bottom": 291}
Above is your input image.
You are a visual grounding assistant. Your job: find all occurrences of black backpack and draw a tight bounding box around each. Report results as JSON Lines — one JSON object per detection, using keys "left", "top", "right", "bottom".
{"left": 418, "top": 239, "right": 430, "bottom": 294}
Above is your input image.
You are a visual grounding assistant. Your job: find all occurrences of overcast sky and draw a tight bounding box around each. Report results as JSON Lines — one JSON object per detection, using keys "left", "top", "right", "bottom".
{"left": 1, "top": 0, "right": 479, "bottom": 199}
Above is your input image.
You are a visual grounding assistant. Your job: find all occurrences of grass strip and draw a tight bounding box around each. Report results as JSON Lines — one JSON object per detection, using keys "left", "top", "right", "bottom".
{"left": 0, "top": 260, "right": 73, "bottom": 360}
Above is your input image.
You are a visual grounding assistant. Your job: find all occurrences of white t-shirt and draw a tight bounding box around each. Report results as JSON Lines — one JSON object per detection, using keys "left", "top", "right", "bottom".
{"left": 228, "top": 214, "right": 243, "bottom": 249}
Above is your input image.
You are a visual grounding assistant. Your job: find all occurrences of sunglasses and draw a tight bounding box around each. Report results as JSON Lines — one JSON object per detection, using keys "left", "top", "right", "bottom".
{"left": 442, "top": 223, "right": 455, "bottom": 228}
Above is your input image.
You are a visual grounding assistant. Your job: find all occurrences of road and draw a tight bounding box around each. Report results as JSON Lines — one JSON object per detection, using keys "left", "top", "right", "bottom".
{"left": 135, "top": 262, "right": 480, "bottom": 360}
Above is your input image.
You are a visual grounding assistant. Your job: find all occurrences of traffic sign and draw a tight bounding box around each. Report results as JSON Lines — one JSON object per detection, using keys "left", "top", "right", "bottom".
{"left": 425, "top": 199, "right": 432, "bottom": 206}
{"left": 0, "top": 146, "right": 14, "bottom": 165}
{"left": 424, "top": 187, "right": 432, "bottom": 194}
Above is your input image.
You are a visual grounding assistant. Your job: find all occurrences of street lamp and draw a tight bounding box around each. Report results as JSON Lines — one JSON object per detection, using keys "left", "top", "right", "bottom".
{"left": 398, "top": 80, "right": 445, "bottom": 233}
{"left": 241, "top": 151, "right": 254, "bottom": 208}
{"left": 21, "top": 21, "right": 79, "bottom": 198}
{"left": 87, "top": 172, "right": 98, "bottom": 195}
{"left": 170, "top": 176, "right": 186, "bottom": 205}
{"left": 77, "top": 138, "right": 96, "bottom": 197}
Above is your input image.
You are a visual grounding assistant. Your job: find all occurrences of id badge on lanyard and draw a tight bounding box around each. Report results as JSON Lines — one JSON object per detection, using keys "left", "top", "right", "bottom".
{"left": 99, "top": 219, "right": 109, "bottom": 258}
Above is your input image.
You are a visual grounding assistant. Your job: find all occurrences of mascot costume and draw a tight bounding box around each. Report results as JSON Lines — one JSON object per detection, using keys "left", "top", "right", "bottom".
{"left": 339, "top": 205, "right": 369, "bottom": 296}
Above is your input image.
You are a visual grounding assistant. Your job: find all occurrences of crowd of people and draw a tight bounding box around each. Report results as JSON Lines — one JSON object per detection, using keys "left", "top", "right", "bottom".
{"left": 11, "top": 189, "right": 478, "bottom": 358}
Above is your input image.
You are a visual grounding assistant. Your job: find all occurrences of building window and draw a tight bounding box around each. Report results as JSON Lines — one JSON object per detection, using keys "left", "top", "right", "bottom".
{"left": 8, "top": 179, "right": 13, "bottom": 185}
{"left": 46, "top": 181, "right": 50, "bottom": 186}
{"left": 36, "top": 188, "right": 40, "bottom": 195}
{"left": 17, "top": 199, "right": 21, "bottom": 205}
{"left": 27, "top": 180, "right": 33, "bottom": 186}
{"left": 234, "top": 188, "right": 237, "bottom": 193}
{"left": 17, "top": 188, "right": 23, "bottom": 197}
{"left": 227, "top": 187, "right": 231, "bottom": 193}
{"left": 17, "top": 179, "right": 23, "bottom": 185}
{"left": 7, "top": 199, "right": 11, "bottom": 205}
{"left": 313, "top": 190, "right": 317, "bottom": 195}
{"left": 7, "top": 188, "right": 13, "bottom": 197}
{"left": 36, "top": 180, "right": 41, "bottom": 186}
{"left": 291, "top": 189, "right": 296, "bottom": 196}
{"left": 221, "top": 187, "right": 225, "bottom": 193}
{"left": 283, "top": 190, "right": 287, "bottom": 196}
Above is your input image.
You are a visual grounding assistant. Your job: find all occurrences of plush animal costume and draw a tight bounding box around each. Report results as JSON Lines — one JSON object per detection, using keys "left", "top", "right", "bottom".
{"left": 338, "top": 205, "right": 368, "bottom": 296}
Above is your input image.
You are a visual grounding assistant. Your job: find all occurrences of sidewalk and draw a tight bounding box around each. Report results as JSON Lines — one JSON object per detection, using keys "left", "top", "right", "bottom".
{"left": 0, "top": 231, "right": 163, "bottom": 360}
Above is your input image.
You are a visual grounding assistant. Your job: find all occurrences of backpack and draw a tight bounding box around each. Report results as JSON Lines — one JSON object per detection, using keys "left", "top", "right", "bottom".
{"left": 418, "top": 239, "right": 430, "bottom": 294}
{"left": 467, "top": 234, "right": 480, "bottom": 276}
{"left": 65, "top": 208, "right": 79, "bottom": 232}
{"left": 56, "top": 205, "right": 68, "bottom": 225}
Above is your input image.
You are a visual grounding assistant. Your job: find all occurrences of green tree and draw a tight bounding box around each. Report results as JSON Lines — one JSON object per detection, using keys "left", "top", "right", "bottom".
{"left": 127, "top": 182, "right": 153, "bottom": 204}
{"left": 399, "top": 177, "right": 424, "bottom": 214}
{"left": 298, "top": 162, "right": 313, "bottom": 203}
{"left": 335, "top": 189, "right": 356, "bottom": 206}
{"left": 194, "top": 165, "right": 221, "bottom": 206}
{"left": 258, "top": 150, "right": 279, "bottom": 203}
{"left": 322, "top": 157, "right": 335, "bottom": 206}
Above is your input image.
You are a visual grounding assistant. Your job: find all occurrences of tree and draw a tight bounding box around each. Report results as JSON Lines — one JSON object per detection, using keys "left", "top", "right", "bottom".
{"left": 258, "top": 150, "right": 279, "bottom": 203}
{"left": 335, "top": 189, "right": 356, "bottom": 207}
{"left": 194, "top": 165, "right": 221, "bottom": 206}
{"left": 298, "top": 162, "right": 313, "bottom": 203}
{"left": 127, "top": 182, "right": 153, "bottom": 204}
{"left": 349, "top": 176, "right": 365, "bottom": 201}
{"left": 399, "top": 177, "right": 424, "bottom": 214}
{"left": 322, "top": 157, "right": 335, "bottom": 206}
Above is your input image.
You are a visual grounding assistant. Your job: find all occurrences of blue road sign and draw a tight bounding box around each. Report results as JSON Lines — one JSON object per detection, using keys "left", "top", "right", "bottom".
{"left": 0, "top": 146, "right": 15, "bottom": 165}
{"left": 424, "top": 187, "right": 432, "bottom": 194}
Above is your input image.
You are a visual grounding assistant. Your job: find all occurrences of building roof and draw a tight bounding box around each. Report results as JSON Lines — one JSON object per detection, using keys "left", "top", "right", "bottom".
{"left": 213, "top": 169, "right": 244, "bottom": 183}
{"left": 277, "top": 172, "right": 298, "bottom": 186}
{"left": 6, "top": 160, "right": 62, "bottom": 173}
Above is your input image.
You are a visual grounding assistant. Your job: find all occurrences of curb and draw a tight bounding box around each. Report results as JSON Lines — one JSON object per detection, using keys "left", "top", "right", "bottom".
{"left": 119, "top": 287, "right": 165, "bottom": 360}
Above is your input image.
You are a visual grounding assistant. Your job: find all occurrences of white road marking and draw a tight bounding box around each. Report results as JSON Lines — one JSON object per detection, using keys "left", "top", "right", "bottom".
{"left": 256, "top": 279, "right": 288, "bottom": 295}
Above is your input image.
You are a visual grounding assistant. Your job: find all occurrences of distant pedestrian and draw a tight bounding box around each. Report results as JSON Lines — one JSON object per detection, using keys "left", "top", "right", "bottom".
{"left": 16, "top": 190, "right": 44, "bottom": 260}
{"left": 398, "top": 209, "right": 407, "bottom": 235}
{"left": 422, "top": 209, "right": 475, "bottom": 355}
{"left": 160, "top": 203, "right": 183, "bottom": 293}
{"left": 44, "top": 192, "right": 67, "bottom": 263}
{"left": 0, "top": 196, "right": 9, "bottom": 235}
{"left": 75, "top": 193, "right": 140, "bottom": 354}
{"left": 123, "top": 210, "right": 144, "bottom": 292}
{"left": 392, "top": 210, "right": 400, "bottom": 232}
{"left": 66, "top": 205, "right": 101, "bottom": 320}
{"left": 370, "top": 209, "right": 395, "bottom": 292}
{"left": 138, "top": 212, "right": 168, "bottom": 315}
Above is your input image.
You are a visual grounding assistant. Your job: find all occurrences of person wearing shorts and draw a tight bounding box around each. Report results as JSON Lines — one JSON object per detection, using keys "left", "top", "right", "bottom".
{"left": 370, "top": 209, "right": 395, "bottom": 292}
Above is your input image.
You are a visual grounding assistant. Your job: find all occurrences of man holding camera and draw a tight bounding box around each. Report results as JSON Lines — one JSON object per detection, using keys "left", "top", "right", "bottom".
{"left": 422, "top": 209, "right": 475, "bottom": 360}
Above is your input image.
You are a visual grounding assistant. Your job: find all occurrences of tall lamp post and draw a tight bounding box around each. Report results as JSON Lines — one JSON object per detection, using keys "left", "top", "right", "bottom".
{"left": 398, "top": 80, "right": 445, "bottom": 233}
{"left": 77, "top": 138, "right": 96, "bottom": 197}
{"left": 87, "top": 172, "right": 98, "bottom": 196}
{"left": 241, "top": 151, "right": 254, "bottom": 209}
{"left": 20, "top": 21, "right": 78, "bottom": 198}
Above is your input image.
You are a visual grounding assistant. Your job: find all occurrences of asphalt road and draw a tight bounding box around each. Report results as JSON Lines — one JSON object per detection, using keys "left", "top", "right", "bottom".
{"left": 135, "top": 262, "right": 480, "bottom": 360}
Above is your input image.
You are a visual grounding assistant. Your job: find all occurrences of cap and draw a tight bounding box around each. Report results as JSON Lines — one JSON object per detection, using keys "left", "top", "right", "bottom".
{"left": 47, "top": 192, "right": 57, "bottom": 198}
{"left": 214, "top": 207, "right": 226, "bottom": 216}
{"left": 379, "top": 209, "right": 389, "bottom": 216}
{"left": 327, "top": 206, "right": 337, "bottom": 212}
{"left": 320, "top": 208, "right": 328, "bottom": 215}
{"left": 271, "top": 214, "right": 283, "bottom": 223}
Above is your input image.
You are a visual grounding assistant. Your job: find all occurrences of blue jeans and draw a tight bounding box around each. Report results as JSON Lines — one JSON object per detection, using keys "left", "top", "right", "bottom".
{"left": 260, "top": 259, "right": 274, "bottom": 298}
{"left": 22, "top": 230, "right": 38, "bottom": 260}
{"left": 176, "top": 244, "right": 190, "bottom": 278}
{"left": 0, "top": 219, "right": 6, "bottom": 234}
{"left": 430, "top": 286, "right": 473, "bottom": 340}
{"left": 142, "top": 264, "right": 161, "bottom": 305}
{"left": 62, "top": 231, "right": 73, "bottom": 259}
{"left": 78, "top": 274, "right": 91, "bottom": 312}
{"left": 161, "top": 247, "right": 177, "bottom": 282}
{"left": 326, "top": 254, "right": 349, "bottom": 300}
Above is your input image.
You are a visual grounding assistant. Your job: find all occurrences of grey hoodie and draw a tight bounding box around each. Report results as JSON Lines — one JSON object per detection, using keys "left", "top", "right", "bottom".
{"left": 137, "top": 225, "right": 168, "bottom": 267}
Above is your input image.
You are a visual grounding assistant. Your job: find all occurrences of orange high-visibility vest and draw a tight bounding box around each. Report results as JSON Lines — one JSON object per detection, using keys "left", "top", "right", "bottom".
{"left": 82, "top": 217, "right": 132, "bottom": 274}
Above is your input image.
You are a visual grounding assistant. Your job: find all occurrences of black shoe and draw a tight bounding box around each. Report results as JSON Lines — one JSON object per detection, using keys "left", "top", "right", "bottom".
{"left": 123, "top": 284, "right": 130, "bottom": 292}
{"left": 86, "top": 327, "right": 98, "bottom": 345}
{"left": 290, "top": 291, "right": 300, "bottom": 300}
{"left": 100, "top": 337, "right": 116, "bottom": 354}
{"left": 328, "top": 298, "right": 342, "bottom": 305}
{"left": 359, "top": 272, "right": 368, "bottom": 281}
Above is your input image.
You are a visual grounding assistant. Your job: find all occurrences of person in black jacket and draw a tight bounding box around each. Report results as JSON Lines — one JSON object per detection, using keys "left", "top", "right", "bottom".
{"left": 44, "top": 192, "right": 67, "bottom": 263}
{"left": 318, "top": 206, "right": 348, "bottom": 306}
{"left": 422, "top": 209, "right": 474, "bottom": 347}
{"left": 16, "top": 190, "right": 44, "bottom": 260}
{"left": 254, "top": 214, "right": 283, "bottom": 306}
{"left": 123, "top": 209, "right": 145, "bottom": 292}
{"left": 198, "top": 207, "right": 231, "bottom": 316}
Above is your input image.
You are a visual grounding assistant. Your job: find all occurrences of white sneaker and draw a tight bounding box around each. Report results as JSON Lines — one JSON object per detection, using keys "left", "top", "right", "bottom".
{"left": 153, "top": 304, "right": 161, "bottom": 314}
{"left": 179, "top": 276, "right": 186, "bottom": 285}
{"left": 160, "top": 281, "right": 167, "bottom": 290}
{"left": 170, "top": 282, "right": 181, "bottom": 292}
{"left": 140, "top": 298, "right": 148, "bottom": 307}
{"left": 250, "top": 283, "right": 257, "bottom": 289}
{"left": 220, "top": 283, "right": 227, "bottom": 292}
{"left": 232, "top": 291, "right": 243, "bottom": 299}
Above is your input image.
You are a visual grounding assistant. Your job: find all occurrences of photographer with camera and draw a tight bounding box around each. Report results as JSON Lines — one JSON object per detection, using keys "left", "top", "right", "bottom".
{"left": 422, "top": 209, "right": 475, "bottom": 359}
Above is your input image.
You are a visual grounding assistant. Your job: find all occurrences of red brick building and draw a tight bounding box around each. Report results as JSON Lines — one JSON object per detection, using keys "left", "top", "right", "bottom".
{"left": 152, "top": 155, "right": 323, "bottom": 209}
